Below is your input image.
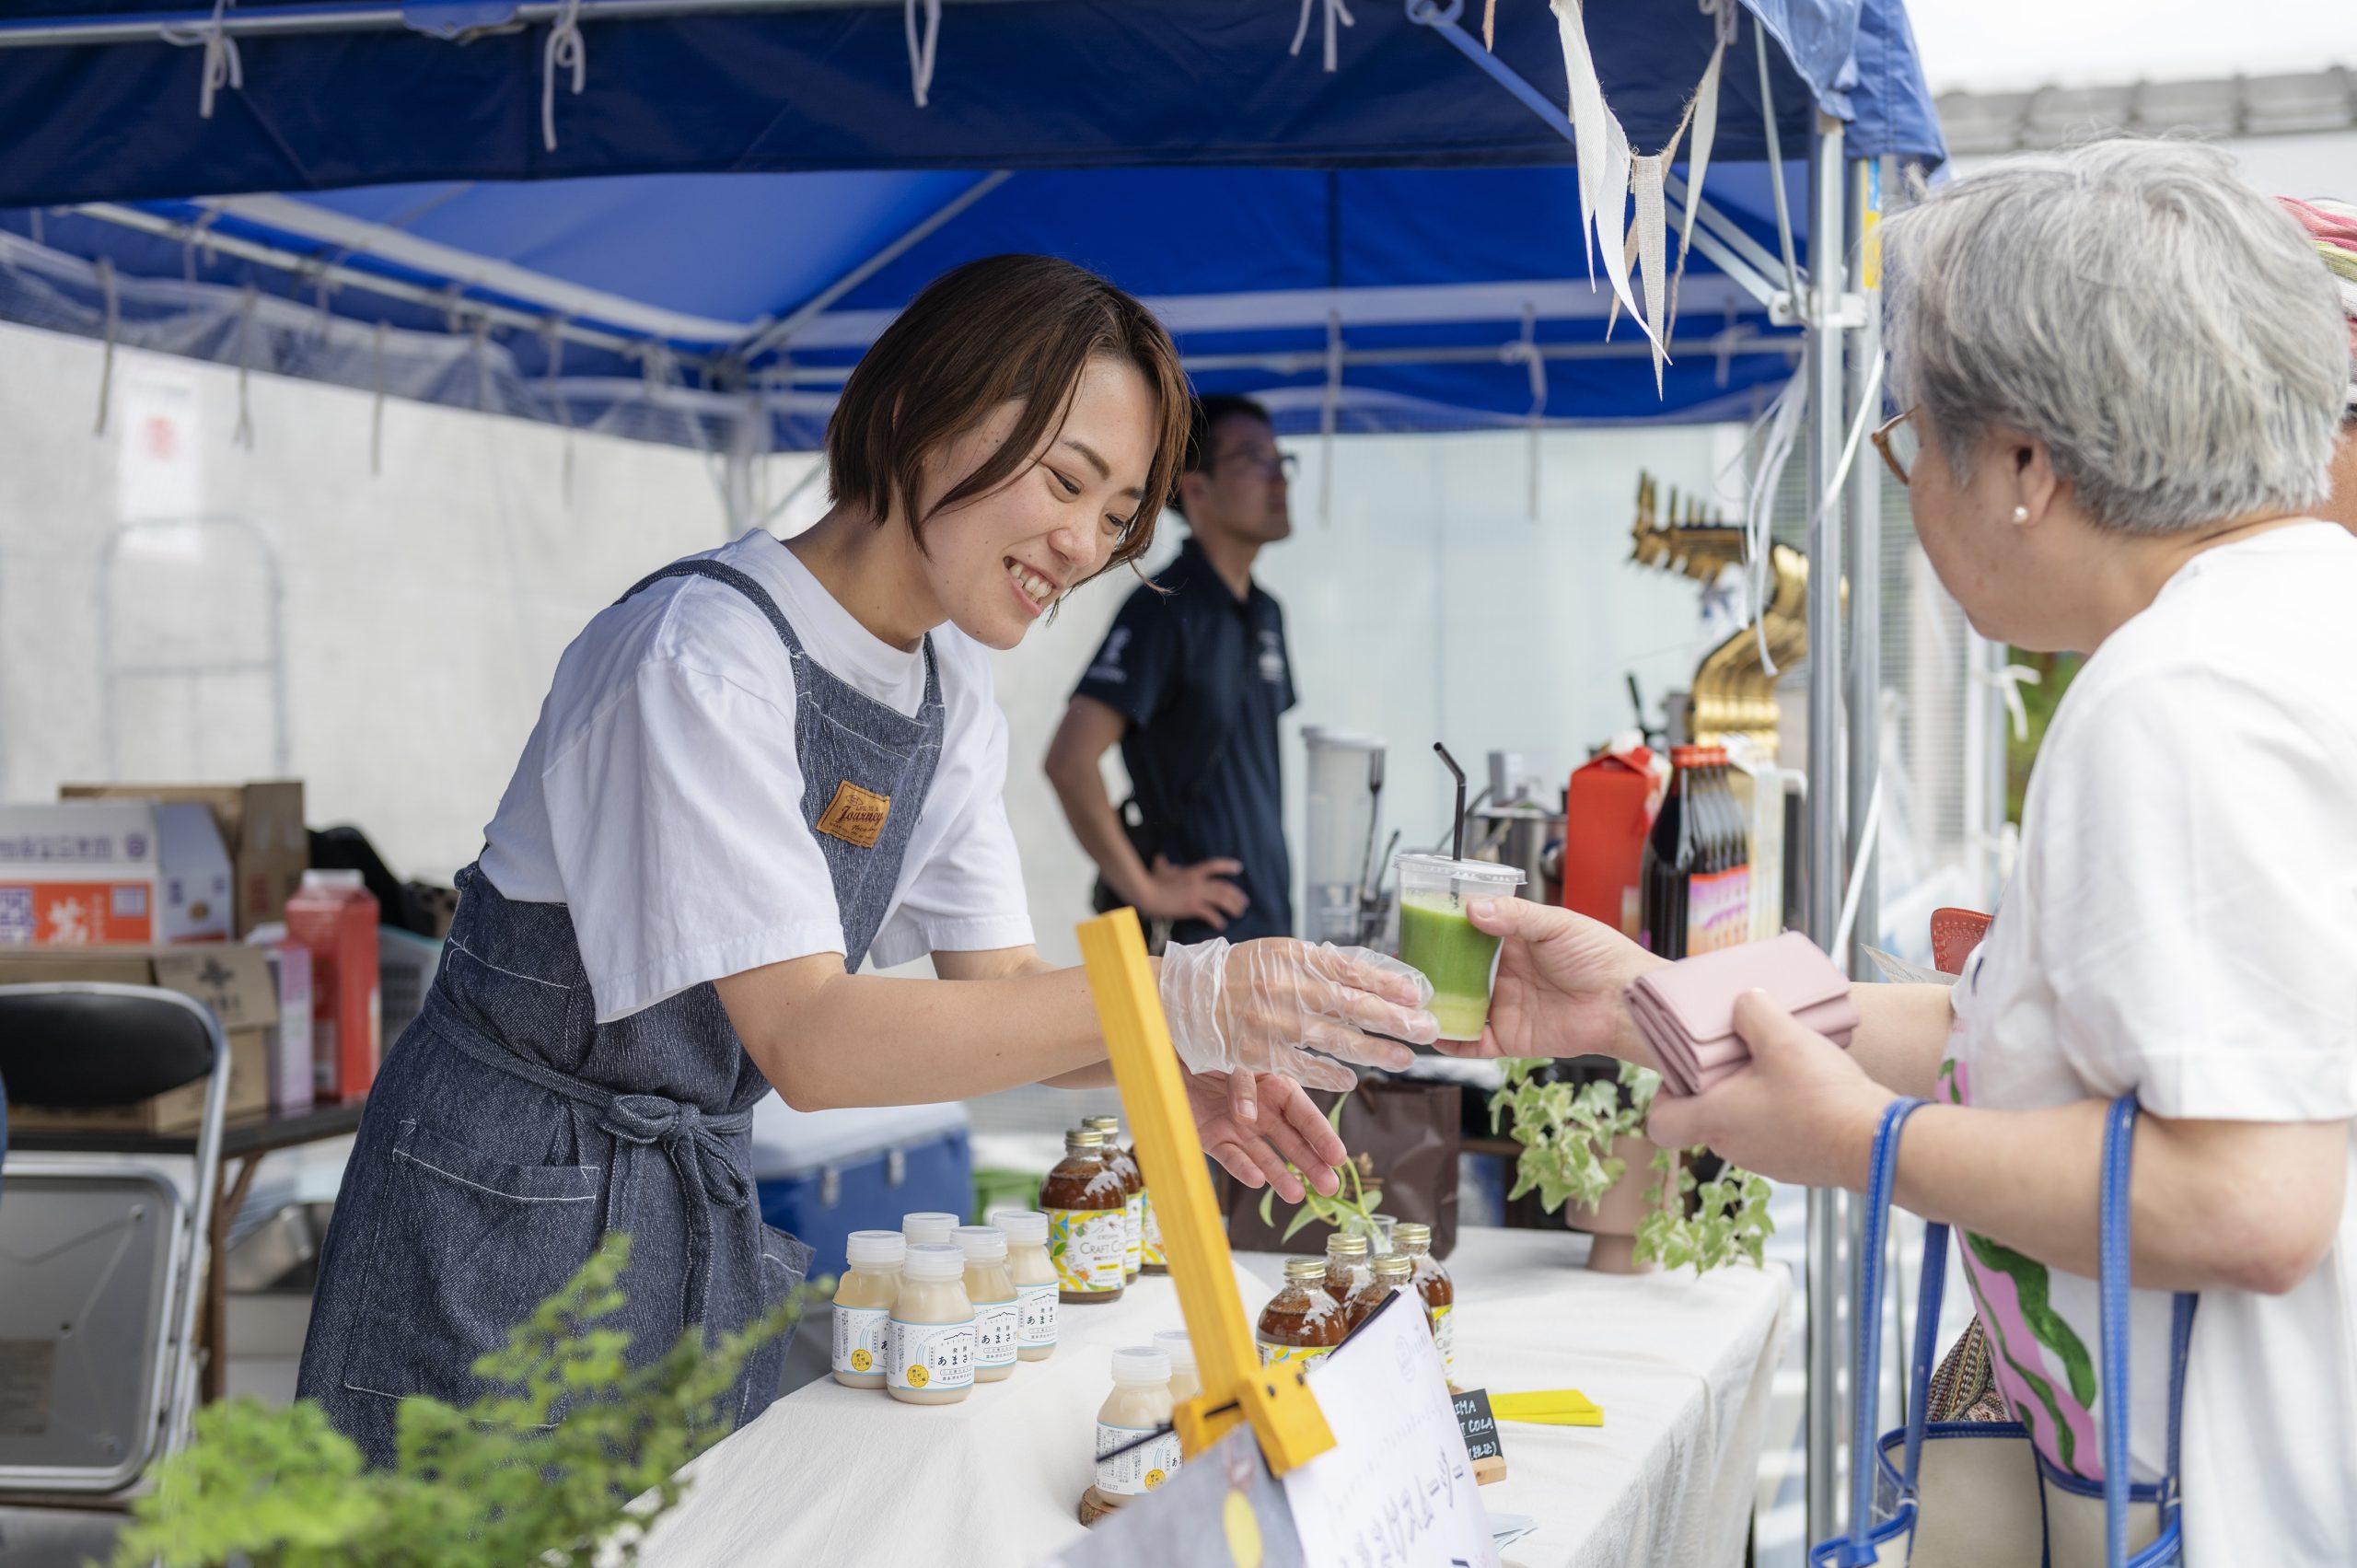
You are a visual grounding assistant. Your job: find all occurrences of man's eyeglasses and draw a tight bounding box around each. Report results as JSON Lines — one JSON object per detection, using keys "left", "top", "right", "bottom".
{"left": 1211, "top": 449, "right": 1299, "bottom": 482}
{"left": 1871, "top": 406, "right": 1921, "bottom": 487}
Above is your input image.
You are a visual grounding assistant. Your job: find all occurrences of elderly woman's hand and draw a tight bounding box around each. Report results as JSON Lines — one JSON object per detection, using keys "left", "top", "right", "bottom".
{"left": 1437, "top": 898, "right": 1667, "bottom": 1065}
{"left": 1646, "top": 991, "right": 1898, "bottom": 1189}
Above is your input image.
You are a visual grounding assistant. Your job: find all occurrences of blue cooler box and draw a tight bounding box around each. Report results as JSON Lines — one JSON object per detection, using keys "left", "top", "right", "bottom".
{"left": 749, "top": 1097, "right": 972, "bottom": 1283}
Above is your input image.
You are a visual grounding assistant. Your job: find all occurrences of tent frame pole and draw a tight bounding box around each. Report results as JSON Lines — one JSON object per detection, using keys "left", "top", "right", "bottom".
{"left": 0, "top": 0, "right": 1045, "bottom": 51}
{"left": 1803, "top": 112, "right": 1853, "bottom": 1552}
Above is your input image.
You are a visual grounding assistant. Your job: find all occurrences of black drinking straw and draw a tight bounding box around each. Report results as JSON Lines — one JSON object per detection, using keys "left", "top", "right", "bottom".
{"left": 1434, "top": 742, "right": 1467, "bottom": 864}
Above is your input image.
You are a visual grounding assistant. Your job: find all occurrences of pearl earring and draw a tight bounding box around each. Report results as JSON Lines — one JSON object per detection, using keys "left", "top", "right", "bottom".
{"left": 2011, "top": 505, "right": 2029, "bottom": 524}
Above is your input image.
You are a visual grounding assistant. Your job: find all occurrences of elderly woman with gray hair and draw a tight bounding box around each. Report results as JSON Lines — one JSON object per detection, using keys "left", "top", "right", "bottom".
{"left": 1454, "top": 140, "right": 2357, "bottom": 1562}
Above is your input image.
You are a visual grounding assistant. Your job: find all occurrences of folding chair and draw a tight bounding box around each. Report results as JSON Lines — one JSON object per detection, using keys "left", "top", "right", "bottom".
{"left": 0, "top": 982, "right": 230, "bottom": 1498}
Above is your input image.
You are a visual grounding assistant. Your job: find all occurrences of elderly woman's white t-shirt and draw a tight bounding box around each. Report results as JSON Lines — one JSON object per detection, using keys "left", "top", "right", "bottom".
{"left": 1949, "top": 521, "right": 2357, "bottom": 1564}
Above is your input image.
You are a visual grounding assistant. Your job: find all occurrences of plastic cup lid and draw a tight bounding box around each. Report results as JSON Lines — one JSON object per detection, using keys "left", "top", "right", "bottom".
{"left": 1152, "top": 1329, "right": 1195, "bottom": 1368}
{"left": 988, "top": 1208, "right": 1049, "bottom": 1245}
{"left": 1393, "top": 852, "right": 1526, "bottom": 888}
{"left": 902, "top": 1243, "right": 966, "bottom": 1283}
{"left": 845, "top": 1230, "right": 906, "bottom": 1269}
{"left": 952, "top": 1225, "right": 1007, "bottom": 1260}
{"left": 901, "top": 1212, "right": 959, "bottom": 1245}
{"left": 1112, "top": 1346, "right": 1172, "bottom": 1384}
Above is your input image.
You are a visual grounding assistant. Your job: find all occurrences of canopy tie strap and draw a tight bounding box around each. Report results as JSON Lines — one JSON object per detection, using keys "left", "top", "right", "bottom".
{"left": 233, "top": 283, "right": 258, "bottom": 450}
{"left": 93, "top": 258, "right": 120, "bottom": 437}
{"left": 1498, "top": 304, "right": 1547, "bottom": 520}
{"left": 308, "top": 263, "right": 335, "bottom": 343}
{"left": 27, "top": 208, "right": 41, "bottom": 247}
{"left": 370, "top": 320, "right": 388, "bottom": 477}
{"left": 541, "top": 0, "right": 586, "bottom": 151}
{"left": 180, "top": 209, "right": 221, "bottom": 285}
{"left": 1288, "top": 0, "right": 1356, "bottom": 72}
{"left": 160, "top": 0, "right": 244, "bottom": 121}
{"left": 904, "top": 0, "right": 941, "bottom": 107}
{"left": 1975, "top": 662, "right": 2043, "bottom": 742}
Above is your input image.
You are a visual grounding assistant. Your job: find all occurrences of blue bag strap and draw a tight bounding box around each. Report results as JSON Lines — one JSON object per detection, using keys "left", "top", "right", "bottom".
{"left": 2099, "top": 1095, "right": 2136, "bottom": 1567}
{"left": 1901, "top": 1219, "right": 1951, "bottom": 1491}
{"left": 1824, "top": 1096, "right": 1930, "bottom": 1567}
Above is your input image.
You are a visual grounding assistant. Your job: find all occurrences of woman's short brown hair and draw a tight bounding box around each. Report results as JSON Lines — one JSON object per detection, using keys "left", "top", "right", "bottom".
{"left": 825, "top": 254, "right": 1189, "bottom": 576}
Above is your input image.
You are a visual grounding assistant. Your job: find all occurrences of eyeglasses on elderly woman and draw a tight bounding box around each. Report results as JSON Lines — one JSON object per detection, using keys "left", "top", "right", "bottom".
{"left": 1871, "top": 405, "right": 1921, "bottom": 487}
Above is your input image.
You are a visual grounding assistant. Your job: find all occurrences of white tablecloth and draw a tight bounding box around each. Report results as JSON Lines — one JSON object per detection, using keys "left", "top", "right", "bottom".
{"left": 640, "top": 1229, "right": 1788, "bottom": 1568}
{"left": 1411, "top": 1227, "right": 1792, "bottom": 1568}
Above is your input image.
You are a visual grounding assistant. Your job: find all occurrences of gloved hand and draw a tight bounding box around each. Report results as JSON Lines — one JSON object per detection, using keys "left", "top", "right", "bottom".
{"left": 1159, "top": 937, "right": 1439, "bottom": 1096}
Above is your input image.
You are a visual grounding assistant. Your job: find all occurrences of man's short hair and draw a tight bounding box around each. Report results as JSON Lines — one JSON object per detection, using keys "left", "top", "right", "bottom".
{"left": 1167, "top": 394, "right": 1274, "bottom": 520}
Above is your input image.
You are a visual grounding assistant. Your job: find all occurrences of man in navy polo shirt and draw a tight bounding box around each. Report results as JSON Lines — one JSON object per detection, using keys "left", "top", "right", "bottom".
{"left": 1047, "top": 394, "right": 1298, "bottom": 949}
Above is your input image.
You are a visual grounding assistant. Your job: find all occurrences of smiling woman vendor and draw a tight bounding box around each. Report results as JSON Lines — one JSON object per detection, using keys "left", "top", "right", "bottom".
{"left": 296, "top": 255, "right": 1435, "bottom": 1464}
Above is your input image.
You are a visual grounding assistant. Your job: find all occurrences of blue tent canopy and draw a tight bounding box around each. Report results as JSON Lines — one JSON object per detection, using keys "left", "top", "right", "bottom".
{"left": 0, "top": 0, "right": 1944, "bottom": 447}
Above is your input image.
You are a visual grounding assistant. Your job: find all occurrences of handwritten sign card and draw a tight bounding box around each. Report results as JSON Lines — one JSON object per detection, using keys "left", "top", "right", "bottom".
{"left": 1280, "top": 1292, "right": 1498, "bottom": 1568}
{"left": 1451, "top": 1388, "right": 1506, "bottom": 1485}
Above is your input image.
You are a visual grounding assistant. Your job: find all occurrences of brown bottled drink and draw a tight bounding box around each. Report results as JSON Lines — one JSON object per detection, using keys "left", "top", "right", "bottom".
{"left": 1256, "top": 1258, "right": 1347, "bottom": 1369}
{"left": 1083, "top": 1115, "right": 1144, "bottom": 1282}
{"left": 1040, "top": 1130, "right": 1126, "bottom": 1305}
{"left": 1324, "top": 1233, "right": 1376, "bottom": 1330}
{"left": 1394, "top": 1222, "right": 1457, "bottom": 1381}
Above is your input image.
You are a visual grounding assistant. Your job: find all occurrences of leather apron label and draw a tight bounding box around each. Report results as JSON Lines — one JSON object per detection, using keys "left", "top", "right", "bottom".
{"left": 816, "top": 780, "right": 892, "bottom": 848}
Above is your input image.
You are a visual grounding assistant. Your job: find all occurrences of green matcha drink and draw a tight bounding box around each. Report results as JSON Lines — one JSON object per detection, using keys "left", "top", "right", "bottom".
{"left": 1393, "top": 854, "right": 1526, "bottom": 1040}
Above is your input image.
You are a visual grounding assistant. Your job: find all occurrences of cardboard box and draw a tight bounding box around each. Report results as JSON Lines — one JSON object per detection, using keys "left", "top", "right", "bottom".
{"left": 63, "top": 781, "right": 307, "bottom": 935}
{"left": 0, "top": 799, "right": 233, "bottom": 947}
{"left": 0, "top": 944, "right": 277, "bottom": 1133}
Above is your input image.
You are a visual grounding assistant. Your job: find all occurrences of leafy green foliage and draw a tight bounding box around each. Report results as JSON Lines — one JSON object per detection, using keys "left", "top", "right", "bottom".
{"left": 1257, "top": 1092, "right": 1387, "bottom": 1244}
{"left": 114, "top": 1234, "right": 825, "bottom": 1568}
{"left": 1633, "top": 1148, "right": 1776, "bottom": 1273}
{"left": 1488, "top": 1060, "right": 1774, "bottom": 1273}
{"left": 1485, "top": 1059, "right": 1654, "bottom": 1213}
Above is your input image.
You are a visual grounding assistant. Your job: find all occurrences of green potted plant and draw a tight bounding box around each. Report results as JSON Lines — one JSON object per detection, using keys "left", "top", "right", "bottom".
{"left": 1488, "top": 1059, "right": 1773, "bottom": 1274}
{"left": 112, "top": 1234, "right": 822, "bottom": 1568}
{"left": 1255, "top": 1093, "right": 1387, "bottom": 1246}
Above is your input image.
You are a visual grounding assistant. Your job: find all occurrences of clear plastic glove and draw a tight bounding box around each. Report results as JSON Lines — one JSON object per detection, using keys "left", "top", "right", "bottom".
{"left": 1159, "top": 937, "right": 1439, "bottom": 1096}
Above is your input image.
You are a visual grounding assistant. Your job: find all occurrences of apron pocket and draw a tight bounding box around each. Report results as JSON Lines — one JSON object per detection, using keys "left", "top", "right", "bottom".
{"left": 342, "top": 1119, "right": 602, "bottom": 1412}
{"left": 737, "top": 1224, "right": 816, "bottom": 1427}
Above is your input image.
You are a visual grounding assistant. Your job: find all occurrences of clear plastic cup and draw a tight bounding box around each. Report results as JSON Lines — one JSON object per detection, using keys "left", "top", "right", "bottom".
{"left": 1393, "top": 854, "right": 1527, "bottom": 1040}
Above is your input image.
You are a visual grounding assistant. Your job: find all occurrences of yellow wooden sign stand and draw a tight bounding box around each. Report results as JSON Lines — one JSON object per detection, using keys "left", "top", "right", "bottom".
{"left": 1074, "top": 907, "right": 1338, "bottom": 1478}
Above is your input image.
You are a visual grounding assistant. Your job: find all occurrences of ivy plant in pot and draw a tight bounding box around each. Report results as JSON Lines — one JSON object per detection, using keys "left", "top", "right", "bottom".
{"left": 1488, "top": 1058, "right": 1774, "bottom": 1274}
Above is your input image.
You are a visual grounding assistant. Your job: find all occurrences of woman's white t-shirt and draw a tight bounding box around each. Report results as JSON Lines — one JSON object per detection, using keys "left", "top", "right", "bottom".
{"left": 1947, "top": 522, "right": 2357, "bottom": 1565}
{"left": 479, "top": 528, "right": 1034, "bottom": 1022}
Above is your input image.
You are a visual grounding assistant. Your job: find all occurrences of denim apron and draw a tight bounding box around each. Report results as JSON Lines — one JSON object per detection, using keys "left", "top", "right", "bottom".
{"left": 297, "top": 558, "right": 946, "bottom": 1466}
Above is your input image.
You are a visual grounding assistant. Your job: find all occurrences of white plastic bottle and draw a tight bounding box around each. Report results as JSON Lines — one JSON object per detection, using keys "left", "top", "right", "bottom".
{"left": 1093, "top": 1346, "right": 1180, "bottom": 1507}
{"left": 993, "top": 1208, "right": 1060, "bottom": 1363}
{"left": 901, "top": 1211, "right": 960, "bottom": 1249}
{"left": 1154, "top": 1328, "right": 1200, "bottom": 1403}
{"left": 954, "top": 1224, "right": 1019, "bottom": 1384}
{"left": 887, "top": 1243, "right": 976, "bottom": 1406}
{"left": 830, "top": 1229, "right": 904, "bottom": 1389}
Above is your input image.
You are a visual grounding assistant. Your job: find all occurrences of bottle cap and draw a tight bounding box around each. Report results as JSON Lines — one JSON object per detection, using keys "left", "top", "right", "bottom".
{"left": 300, "top": 868, "right": 366, "bottom": 891}
{"left": 1083, "top": 1115, "right": 1122, "bottom": 1135}
{"left": 1283, "top": 1257, "right": 1329, "bottom": 1283}
{"left": 844, "top": 1230, "right": 906, "bottom": 1269}
{"left": 902, "top": 1243, "right": 967, "bottom": 1283}
{"left": 1375, "top": 1253, "right": 1413, "bottom": 1281}
{"left": 1326, "top": 1234, "right": 1370, "bottom": 1258}
{"left": 1111, "top": 1346, "right": 1172, "bottom": 1384}
{"left": 1065, "top": 1129, "right": 1108, "bottom": 1153}
{"left": 952, "top": 1225, "right": 1007, "bottom": 1262}
{"left": 901, "top": 1212, "right": 959, "bottom": 1247}
{"left": 988, "top": 1208, "right": 1049, "bottom": 1246}
{"left": 1152, "top": 1329, "right": 1195, "bottom": 1370}
{"left": 1392, "top": 1222, "right": 1433, "bottom": 1250}
{"left": 1670, "top": 745, "right": 1708, "bottom": 768}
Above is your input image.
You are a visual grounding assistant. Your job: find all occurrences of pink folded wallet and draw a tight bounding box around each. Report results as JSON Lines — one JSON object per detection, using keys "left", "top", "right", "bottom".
{"left": 1626, "top": 931, "right": 1861, "bottom": 1097}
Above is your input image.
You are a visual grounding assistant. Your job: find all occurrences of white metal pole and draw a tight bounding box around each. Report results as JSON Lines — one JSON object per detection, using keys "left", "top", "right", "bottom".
{"left": 1804, "top": 110, "right": 1852, "bottom": 1551}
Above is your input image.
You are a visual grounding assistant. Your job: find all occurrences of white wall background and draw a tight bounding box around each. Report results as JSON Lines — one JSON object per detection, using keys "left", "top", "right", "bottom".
{"left": 0, "top": 324, "right": 1742, "bottom": 969}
